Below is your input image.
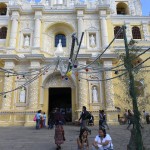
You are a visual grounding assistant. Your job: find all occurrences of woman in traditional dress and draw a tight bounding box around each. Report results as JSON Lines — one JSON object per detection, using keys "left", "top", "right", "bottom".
{"left": 54, "top": 120, "right": 65, "bottom": 150}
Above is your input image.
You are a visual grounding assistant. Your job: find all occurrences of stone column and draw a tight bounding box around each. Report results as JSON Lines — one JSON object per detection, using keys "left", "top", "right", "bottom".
{"left": 1, "top": 62, "right": 15, "bottom": 110}
{"left": 100, "top": 16, "right": 108, "bottom": 50}
{"left": 142, "top": 23, "right": 150, "bottom": 41}
{"left": 33, "top": 12, "right": 42, "bottom": 48}
{"left": 28, "top": 61, "right": 40, "bottom": 110}
{"left": 77, "top": 9, "right": 85, "bottom": 46}
{"left": 78, "top": 61, "right": 89, "bottom": 110}
{"left": 103, "top": 61, "right": 115, "bottom": 110}
{"left": 125, "top": 22, "right": 132, "bottom": 42}
{"left": 77, "top": 17, "right": 84, "bottom": 40}
{"left": 9, "top": 11, "right": 19, "bottom": 48}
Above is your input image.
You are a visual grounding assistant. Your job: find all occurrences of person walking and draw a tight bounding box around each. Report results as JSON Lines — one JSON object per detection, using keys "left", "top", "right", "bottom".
{"left": 35, "top": 110, "right": 41, "bottom": 130}
{"left": 127, "top": 109, "right": 134, "bottom": 129}
{"left": 78, "top": 106, "right": 91, "bottom": 134}
{"left": 92, "top": 128, "right": 113, "bottom": 150}
{"left": 54, "top": 108, "right": 65, "bottom": 150}
{"left": 99, "top": 110, "right": 105, "bottom": 129}
{"left": 48, "top": 110, "right": 55, "bottom": 129}
{"left": 54, "top": 121, "right": 65, "bottom": 150}
{"left": 124, "top": 108, "right": 128, "bottom": 124}
{"left": 77, "top": 128, "right": 89, "bottom": 150}
{"left": 43, "top": 112, "right": 47, "bottom": 128}
{"left": 101, "top": 110, "right": 109, "bottom": 130}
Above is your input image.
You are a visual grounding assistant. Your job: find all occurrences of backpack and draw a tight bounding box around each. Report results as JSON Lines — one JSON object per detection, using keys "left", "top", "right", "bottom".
{"left": 85, "top": 111, "right": 92, "bottom": 120}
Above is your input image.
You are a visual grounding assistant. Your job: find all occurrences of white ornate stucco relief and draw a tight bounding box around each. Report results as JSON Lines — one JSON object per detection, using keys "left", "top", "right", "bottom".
{"left": 45, "top": 74, "right": 75, "bottom": 88}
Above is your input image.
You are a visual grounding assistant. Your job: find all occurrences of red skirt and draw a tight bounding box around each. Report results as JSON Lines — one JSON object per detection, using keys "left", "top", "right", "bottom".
{"left": 54, "top": 125, "right": 64, "bottom": 145}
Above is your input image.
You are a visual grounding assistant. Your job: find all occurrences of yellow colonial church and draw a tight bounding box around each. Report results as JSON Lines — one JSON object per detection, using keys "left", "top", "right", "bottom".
{"left": 0, "top": 0, "right": 150, "bottom": 126}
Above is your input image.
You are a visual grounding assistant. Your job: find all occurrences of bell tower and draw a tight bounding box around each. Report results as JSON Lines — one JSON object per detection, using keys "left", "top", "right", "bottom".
{"left": 110, "top": 0, "right": 142, "bottom": 16}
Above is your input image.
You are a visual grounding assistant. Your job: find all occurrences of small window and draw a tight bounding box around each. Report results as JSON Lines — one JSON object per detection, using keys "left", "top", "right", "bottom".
{"left": 0, "top": 27, "right": 7, "bottom": 39}
{"left": 116, "top": 2, "right": 129, "bottom": 15}
{"left": 114, "top": 26, "right": 123, "bottom": 39}
{"left": 132, "top": 26, "right": 141, "bottom": 39}
{"left": 55, "top": 34, "right": 66, "bottom": 47}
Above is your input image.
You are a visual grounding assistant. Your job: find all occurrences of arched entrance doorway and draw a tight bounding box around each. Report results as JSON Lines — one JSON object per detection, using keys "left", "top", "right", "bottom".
{"left": 42, "top": 72, "right": 77, "bottom": 123}
{"left": 49, "top": 87, "right": 72, "bottom": 122}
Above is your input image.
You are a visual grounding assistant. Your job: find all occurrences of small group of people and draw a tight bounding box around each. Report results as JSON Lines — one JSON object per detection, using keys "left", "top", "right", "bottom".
{"left": 35, "top": 108, "right": 66, "bottom": 150}
{"left": 77, "top": 106, "right": 113, "bottom": 150}
{"left": 118, "top": 108, "right": 144, "bottom": 129}
{"left": 35, "top": 106, "right": 113, "bottom": 150}
{"left": 77, "top": 127, "right": 113, "bottom": 150}
{"left": 34, "top": 110, "right": 47, "bottom": 129}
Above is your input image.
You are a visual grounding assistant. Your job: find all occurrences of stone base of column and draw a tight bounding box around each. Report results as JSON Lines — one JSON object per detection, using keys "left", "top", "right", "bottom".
{"left": 24, "top": 114, "right": 36, "bottom": 127}
{"left": 24, "top": 110, "right": 37, "bottom": 127}
{"left": 104, "top": 48, "right": 112, "bottom": 54}
{"left": 0, "top": 122, "right": 10, "bottom": 127}
{"left": 106, "top": 109, "right": 120, "bottom": 125}
{"left": 6, "top": 48, "right": 16, "bottom": 54}
{"left": 31, "top": 47, "right": 41, "bottom": 54}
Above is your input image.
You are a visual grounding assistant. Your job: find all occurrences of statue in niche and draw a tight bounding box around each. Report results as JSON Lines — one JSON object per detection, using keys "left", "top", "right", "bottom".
{"left": 19, "top": 88, "right": 26, "bottom": 103}
{"left": 90, "top": 35, "right": 96, "bottom": 48}
{"left": 54, "top": 39, "right": 64, "bottom": 56}
{"left": 92, "top": 86, "right": 98, "bottom": 103}
{"left": 24, "top": 35, "right": 30, "bottom": 47}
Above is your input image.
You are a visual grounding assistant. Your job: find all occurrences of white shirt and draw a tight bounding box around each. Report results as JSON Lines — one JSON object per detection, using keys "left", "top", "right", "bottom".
{"left": 94, "top": 134, "right": 113, "bottom": 149}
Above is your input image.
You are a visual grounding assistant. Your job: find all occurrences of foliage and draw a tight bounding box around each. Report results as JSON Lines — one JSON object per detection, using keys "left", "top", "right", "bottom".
{"left": 114, "top": 39, "right": 150, "bottom": 112}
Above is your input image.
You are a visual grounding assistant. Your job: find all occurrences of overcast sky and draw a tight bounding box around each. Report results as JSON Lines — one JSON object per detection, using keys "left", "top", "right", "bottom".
{"left": 35, "top": 0, "right": 150, "bottom": 16}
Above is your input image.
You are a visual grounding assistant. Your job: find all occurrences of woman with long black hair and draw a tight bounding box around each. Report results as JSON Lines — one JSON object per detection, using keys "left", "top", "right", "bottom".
{"left": 77, "top": 128, "right": 89, "bottom": 150}
{"left": 92, "top": 128, "right": 113, "bottom": 150}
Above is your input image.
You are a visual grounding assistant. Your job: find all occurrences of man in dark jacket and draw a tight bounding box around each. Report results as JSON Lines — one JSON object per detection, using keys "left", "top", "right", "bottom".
{"left": 78, "top": 106, "right": 91, "bottom": 134}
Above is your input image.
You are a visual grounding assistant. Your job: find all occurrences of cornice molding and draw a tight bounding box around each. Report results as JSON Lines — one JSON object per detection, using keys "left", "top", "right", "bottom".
{"left": 0, "top": 53, "right": 118, "bottom": 62}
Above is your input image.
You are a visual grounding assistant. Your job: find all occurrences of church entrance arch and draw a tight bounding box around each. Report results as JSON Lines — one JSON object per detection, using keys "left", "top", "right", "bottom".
{"left": 49, "top": 87, "right": 72, "bottom": 122}
{"left": 42, "top": 72, "right": 76, "bottom": 123}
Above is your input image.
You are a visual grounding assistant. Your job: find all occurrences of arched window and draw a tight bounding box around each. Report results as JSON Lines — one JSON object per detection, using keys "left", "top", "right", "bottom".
{"left": 116, "top": 2, "right": 129, "bottom": 15}
{"left": 132, "top": 26, "right": 141, "bottom": 39}
{"left": 0, "top": 3, "right": 7, "bottom": 15}
{"left": 0, "top": 27, "right": 7, "bottom": 39}
{"left": 55, "top": 34, "right": 66, "bottom": 47}
{"left": 114, "top": 26, "right": 123, "bottom": 39}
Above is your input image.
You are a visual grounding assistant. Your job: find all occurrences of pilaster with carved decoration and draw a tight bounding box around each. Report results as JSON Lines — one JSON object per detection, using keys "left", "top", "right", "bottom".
{"left": 76, "top": 8, "right": 85, "bottom": 47}
{"left": 1, "top": 62, "right": 15, "bottom": 110}
{"left": 9, "top": 11, "right": 20, "bottom": 48}
{"left": 99, "top": 10, "right": 109, "bottom": 50}
{"left": 78, "top": 61, "right": 89, "bottom": 110}
{"left": 28, "top": 61, "right": 40, "bottom": 109}
{"left": 33, "top": 11, "right": 42, "bottom": 48}
{"left": 142, "top": 23, "right": 150, "bottom": 41}
{"left": 103, "top": 61, "right": 115, "bottom": 110}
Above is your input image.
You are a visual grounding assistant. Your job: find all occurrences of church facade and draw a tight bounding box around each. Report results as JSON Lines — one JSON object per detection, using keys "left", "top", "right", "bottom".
{"left": 0, "top": 0, "right": 150, "bottom": 126}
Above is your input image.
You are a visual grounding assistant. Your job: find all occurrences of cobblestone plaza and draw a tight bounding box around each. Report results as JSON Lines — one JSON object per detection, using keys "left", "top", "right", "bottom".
{"left": 0, "top": 125, "right": 149, "bottom": 150}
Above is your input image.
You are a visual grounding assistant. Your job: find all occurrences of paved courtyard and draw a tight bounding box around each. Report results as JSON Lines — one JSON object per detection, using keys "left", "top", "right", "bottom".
{"left": 0, "top": 124, "right": 149, "bottom": 150}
